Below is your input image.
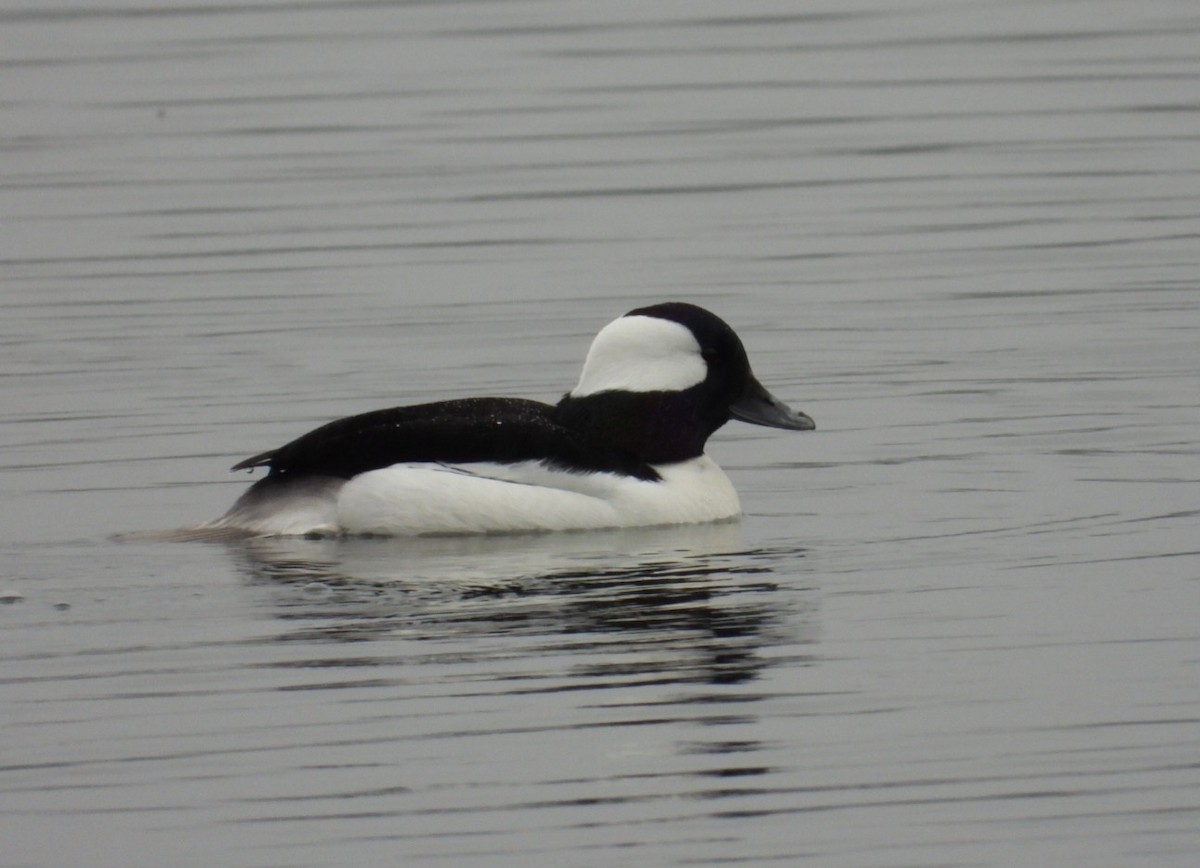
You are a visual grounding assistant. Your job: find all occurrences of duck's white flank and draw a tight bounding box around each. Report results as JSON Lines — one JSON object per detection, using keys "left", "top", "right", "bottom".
{"left": 208, "top": 457, "right": 740, "bottom": 538}
{"left": 570, "top": 315, "right": 706, "bottom": 397}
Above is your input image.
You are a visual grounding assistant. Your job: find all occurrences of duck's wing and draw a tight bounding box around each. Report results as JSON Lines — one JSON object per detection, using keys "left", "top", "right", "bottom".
{"left": 231, "top": 397, "right": 656, "bottom": 480}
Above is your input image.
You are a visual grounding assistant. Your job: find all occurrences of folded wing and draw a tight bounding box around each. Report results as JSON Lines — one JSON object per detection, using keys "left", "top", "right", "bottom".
{"left": 230, "top": 397, "right": 657, "bottom": 481}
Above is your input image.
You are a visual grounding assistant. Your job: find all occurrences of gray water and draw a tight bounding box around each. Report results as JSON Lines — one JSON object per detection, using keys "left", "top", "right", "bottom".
{"left": 3, "top": 1, "right": 1199, "bottom": 865}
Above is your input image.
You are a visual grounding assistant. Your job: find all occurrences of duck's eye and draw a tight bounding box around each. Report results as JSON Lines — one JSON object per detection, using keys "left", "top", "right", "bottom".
{"left": 700, "top": 346, "right": 719, "bottom": 361}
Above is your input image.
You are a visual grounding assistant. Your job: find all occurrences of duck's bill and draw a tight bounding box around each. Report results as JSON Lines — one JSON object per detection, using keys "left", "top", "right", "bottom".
{"left": 731, "top": 378, "right": 815, "bottom": 431}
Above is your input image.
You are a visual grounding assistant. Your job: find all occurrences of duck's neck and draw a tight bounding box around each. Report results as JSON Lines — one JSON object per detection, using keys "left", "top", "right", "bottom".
{"left": 554, "top": 390, "right": 726, "bottom": 466}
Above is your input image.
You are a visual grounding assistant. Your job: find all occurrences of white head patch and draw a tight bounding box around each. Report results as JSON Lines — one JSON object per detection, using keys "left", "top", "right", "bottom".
{"left": 570, "top": 314, "right": 707, "bottom": 397}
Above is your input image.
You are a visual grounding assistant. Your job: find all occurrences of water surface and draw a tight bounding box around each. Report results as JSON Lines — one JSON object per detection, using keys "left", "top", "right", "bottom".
{"left": 3, "top": 1, "right": 1199, "bottom": 865}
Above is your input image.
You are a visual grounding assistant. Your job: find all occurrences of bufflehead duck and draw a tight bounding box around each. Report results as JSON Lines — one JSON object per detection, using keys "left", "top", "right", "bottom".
{"left": 206, "top": 302, "right": 814, "bottom": 537}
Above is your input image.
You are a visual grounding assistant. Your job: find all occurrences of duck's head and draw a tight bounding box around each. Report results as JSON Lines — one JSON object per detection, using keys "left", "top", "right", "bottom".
{"left": 559, "top": 302, "right": 813, "bottom": 463}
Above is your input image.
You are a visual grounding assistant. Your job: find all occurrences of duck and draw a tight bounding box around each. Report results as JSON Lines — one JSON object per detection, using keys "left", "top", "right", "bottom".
{"left": 204, "top": 302, "right": 814, "bottom": 537}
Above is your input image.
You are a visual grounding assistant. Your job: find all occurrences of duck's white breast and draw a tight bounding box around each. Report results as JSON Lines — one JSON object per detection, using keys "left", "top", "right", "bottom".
{"left": 335, "top": 456, "right": 741, "bottom": 535}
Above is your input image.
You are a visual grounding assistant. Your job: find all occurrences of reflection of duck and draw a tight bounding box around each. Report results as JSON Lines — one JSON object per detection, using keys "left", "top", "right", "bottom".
{"left": 205, "top": 303, "right": 814, "bottom": 537}
{"left": 234, "top": 516, "right": 744, "bottom": 583}
{"left": 230, "top": 525, "right": 814, "bottom": 686}
{"left": 236, "top": 520, "right": 749, "bottom": 584}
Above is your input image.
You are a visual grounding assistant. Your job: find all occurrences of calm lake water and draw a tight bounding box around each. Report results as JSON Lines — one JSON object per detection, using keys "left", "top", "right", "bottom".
{"left": 3, "top": 0, "right": 1199, "bottom": 865}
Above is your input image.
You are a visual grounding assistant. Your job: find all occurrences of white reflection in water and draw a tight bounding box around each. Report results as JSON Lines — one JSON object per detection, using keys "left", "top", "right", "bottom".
{"left": 228, "top": 525, "right": 814, "bottom": 688}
